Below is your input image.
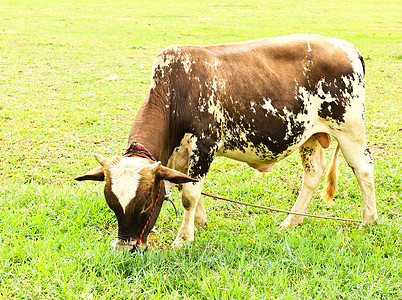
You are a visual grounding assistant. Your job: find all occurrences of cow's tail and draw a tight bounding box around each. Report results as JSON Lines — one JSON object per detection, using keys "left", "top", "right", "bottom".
{"left": 321, "top": 144, "right": 341, "bottom": 206}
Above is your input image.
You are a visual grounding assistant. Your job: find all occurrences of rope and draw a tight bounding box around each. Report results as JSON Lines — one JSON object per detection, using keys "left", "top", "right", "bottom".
{"left": 164, "top": 196, "right": 178, "bottom": 219}
{"left": 138, "top": 184, "right": 161, "bottom": 244}
{"left": 200, "top": 192, "right": 361, "bottom": 223}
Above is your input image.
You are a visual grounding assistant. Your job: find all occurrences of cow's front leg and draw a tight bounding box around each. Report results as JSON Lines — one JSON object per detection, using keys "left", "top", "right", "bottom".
{"left": 172, "top": 178, "right": 205, "bottom": 249}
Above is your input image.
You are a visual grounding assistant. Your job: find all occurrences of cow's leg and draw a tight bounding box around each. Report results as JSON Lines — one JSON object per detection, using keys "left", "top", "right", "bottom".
{"left": 172, "top": 178, "right": 206, "bottom": 249}
{"left": 279, "top": 135, "right": 326, "bottom": 228}
{"left": 335, "top": 135, "right": 377, "bottom": 224}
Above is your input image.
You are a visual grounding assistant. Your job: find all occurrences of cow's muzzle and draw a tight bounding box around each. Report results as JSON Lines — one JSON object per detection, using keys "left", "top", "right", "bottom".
{"left": 111, "top": 238, "right": 148, "bottom": 252}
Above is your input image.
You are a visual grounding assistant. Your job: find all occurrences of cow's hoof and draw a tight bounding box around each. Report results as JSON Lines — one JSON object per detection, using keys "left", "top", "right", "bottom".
{"left": 194, "top": 212, "right": 207, "bottom": 229}
{"left": 362, "top": 212, "right": 378, "bottom": 225}
{"left": 278, "top": 221, "right": 291, "bottom": 229}
{"left": 279, "top": 216, "right": 303, "bottom": 228}
{"left": 171, "top": 238, "right": 192, "bottom": 250}
{"left": 195, "top": 219, "right": 208, "bottom": 229}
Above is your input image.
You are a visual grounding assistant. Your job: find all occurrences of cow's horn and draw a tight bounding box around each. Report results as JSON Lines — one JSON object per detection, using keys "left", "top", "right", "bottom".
{"left": 149, "top": 161, "right": 162, "bottom": 175}
{"left": 94, "top": 153, "right": 107, "bottom": 166}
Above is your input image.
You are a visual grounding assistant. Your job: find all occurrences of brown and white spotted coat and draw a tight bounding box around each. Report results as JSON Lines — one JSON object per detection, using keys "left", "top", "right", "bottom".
{"left": 76, "top": 34, "right": 377, "bottom": 251}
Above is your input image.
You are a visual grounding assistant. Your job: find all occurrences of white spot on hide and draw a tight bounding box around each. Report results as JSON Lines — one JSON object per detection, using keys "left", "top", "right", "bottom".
{"left": 250, "top": 101, "right": 257, "bottom": 114}
{"left": 261, "top": 98, "right": 278, "bottom": 115}
{"left": 206, "top": 78, "right": 226, "bottom": 123}
{"left": 307, "top": 41, "right": 312, "bottom": 52}
{"left": 182, "top": 54, "right": 193, "bottom": 73}
{"left": 150, "top": 46, "right": 181, "bottom": 89}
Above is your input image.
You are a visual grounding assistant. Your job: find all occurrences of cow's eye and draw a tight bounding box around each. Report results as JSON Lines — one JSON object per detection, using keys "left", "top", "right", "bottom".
{"left": 141, "top": 197, "right": 154, "bottom": 214}
{"left": 144, "top": 200, "right": 152, "bottom": 211}
{"left": 140, "top": 188, "right": 154, "bottom": 214}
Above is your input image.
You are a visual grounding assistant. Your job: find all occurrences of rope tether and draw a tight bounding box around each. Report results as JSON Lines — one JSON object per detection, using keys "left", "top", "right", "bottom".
{"left": 200, "top": 192, "right": 361, "bottom": 223}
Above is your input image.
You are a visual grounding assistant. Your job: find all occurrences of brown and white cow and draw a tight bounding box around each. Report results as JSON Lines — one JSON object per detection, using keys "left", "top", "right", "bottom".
{"left": 75, "top": 34, "right": 377, "bottom": 251}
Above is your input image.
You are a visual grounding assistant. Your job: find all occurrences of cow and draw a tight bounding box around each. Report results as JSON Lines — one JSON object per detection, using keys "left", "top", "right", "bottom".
{"left": 75, "top": 34, "right": 378, "bottom": 251}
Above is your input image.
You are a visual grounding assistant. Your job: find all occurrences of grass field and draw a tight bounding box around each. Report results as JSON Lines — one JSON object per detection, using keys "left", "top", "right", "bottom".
{"left": 0, "top": 0, "right": 401, "bottom": 298}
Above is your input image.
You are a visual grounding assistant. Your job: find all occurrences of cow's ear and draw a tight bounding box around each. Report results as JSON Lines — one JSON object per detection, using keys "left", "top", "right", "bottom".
{"left": 156, "top": 165, "right": 198, "bottom": 184}
{"left": 75, "top": 166, "right": 105, "bottom": 181}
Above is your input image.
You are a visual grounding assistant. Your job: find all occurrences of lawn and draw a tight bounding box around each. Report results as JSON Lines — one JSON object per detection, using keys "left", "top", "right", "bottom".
{"left": 0, "top": 0, "right": 401, "bottom": 299}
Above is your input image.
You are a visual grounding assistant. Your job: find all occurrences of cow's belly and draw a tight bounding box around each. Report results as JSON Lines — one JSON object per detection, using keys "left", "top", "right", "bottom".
{"left": 216, "top": 138, "right": 302, "bottom": 165}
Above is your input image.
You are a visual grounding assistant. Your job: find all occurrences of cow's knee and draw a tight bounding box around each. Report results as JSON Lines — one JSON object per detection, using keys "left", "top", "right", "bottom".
{"left": 181, "top": 182, "right": 201, "bottom": 209}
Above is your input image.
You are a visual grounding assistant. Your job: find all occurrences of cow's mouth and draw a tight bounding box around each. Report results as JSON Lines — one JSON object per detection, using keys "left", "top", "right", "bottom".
{"left": 111, "top": 238, "right": 148, "bottom": 252}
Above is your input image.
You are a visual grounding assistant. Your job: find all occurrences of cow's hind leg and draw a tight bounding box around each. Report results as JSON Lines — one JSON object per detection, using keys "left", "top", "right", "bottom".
{"left": 194, "top": 196, "right": 207, "bottom": 228}
{"left": 280, "top": 135, "right": 326, "bottom": 228}
{"left": 336, "top": 135, "right": 377, "bottom": 224}
{"left": 172, "top": 178, "right": 205, "bottom": 249}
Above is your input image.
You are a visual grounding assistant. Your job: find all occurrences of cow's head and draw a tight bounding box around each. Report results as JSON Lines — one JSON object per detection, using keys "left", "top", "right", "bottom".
{"left": 75, "top": 154, "right": 197, "bottom": 252}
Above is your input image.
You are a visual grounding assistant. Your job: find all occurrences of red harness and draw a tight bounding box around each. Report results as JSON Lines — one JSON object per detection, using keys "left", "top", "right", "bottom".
{"left": 124, "top": 142, "right": 157, "bottom": 161}
{"left": 124, "top": 143, "right": 162, "bottom": 247}
{"left": 137, "top": 184, "right": 161, "bottom": 246}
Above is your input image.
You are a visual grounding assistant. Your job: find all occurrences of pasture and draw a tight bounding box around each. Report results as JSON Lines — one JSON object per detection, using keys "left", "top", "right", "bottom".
{"left": 0, "top": 0, "right": 401, "bottom": 298}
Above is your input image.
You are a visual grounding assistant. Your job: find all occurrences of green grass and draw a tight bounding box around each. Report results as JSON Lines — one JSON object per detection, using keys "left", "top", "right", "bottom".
{"left": 0, "top": 0, "right": 401, "bottom": 298}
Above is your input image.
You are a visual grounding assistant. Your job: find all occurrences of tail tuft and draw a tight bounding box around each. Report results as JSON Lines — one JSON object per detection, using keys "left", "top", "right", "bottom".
{"left": 321, "top": 144, "right": 340, "bottom": 206}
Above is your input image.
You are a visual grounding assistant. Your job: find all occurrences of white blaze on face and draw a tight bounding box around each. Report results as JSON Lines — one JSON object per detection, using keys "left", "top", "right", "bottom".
{"left": 109, "top": 157, "right": 149, "bottom": 213}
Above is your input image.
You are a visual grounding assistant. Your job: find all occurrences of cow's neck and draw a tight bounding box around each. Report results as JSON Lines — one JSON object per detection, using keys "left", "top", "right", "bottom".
{"left": 128, "top": 90, "right": 176, "bottom": 165}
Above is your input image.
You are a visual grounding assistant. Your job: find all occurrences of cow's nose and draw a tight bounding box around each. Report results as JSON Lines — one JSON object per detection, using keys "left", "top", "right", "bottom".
{"left": 136, "top": 240, "right": 148, "bottom": 252}
{"left": 111, "top": 238, "right": 136, "bottom": 252}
